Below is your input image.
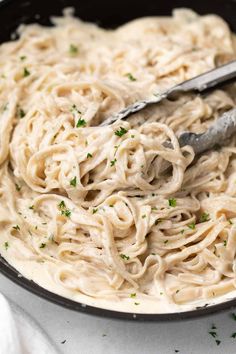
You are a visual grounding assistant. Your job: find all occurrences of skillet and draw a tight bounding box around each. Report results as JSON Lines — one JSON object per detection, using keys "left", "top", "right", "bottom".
{"left": 0, "top": 0, "right": 236, "bottom": 321}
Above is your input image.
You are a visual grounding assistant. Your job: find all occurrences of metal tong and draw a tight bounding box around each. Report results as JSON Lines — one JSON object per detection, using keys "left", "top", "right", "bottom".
{"left": 100, "top": 60, "right": 236, "bottom": 155}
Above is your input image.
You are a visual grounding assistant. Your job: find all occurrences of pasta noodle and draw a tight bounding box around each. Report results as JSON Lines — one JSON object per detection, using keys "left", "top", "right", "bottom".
{"left": 0, "top": 8, "right": 236, "bottom": 313}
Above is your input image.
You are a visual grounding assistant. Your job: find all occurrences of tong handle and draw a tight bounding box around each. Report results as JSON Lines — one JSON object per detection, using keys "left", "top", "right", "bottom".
{"left": 175, "top": 60, "right": 236, "bottom": 93}
{"left": 100, "top": 60, "right": 236, "bottom": 126}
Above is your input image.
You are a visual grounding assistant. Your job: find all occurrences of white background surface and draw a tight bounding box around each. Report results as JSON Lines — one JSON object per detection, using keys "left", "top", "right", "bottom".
{"left": 1, "top": 274, "right": 236, "bottom": 353}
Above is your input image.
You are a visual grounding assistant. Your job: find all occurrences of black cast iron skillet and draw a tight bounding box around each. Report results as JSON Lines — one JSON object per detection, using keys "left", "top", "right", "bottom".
{"left": 1, "top": 0, "right": 236, "bottom": 321}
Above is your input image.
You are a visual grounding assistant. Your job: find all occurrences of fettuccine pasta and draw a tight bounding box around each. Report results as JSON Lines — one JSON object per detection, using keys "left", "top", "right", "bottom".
{"left": 0, "top": 8, "right": 236, "bottom": 313}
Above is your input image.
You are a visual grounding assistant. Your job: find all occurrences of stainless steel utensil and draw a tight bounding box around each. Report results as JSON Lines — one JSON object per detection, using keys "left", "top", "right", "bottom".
{"left": 101, "top": 60, "right": 236, "bottom": 155}
{"left": 100, "top": 60, "right": 236, "bottom": 126}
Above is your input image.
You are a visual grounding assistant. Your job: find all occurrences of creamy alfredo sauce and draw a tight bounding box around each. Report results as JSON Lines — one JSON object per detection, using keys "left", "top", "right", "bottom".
{"left": 1, "top": 8, "right": 236, "bottom": 313}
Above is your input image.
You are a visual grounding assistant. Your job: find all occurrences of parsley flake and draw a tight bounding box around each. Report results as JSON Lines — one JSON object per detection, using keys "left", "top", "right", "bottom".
{"left": 215, "top": 340, "right": 221, "bottom": 346}
{"left": 70, "top": 176, "right": 77, "bottom": 187}
{"left": 209, "top": 331, "right": 217, "bottom": 338}
{"left": 168, "top": 198, "right": 176, "bottom": 207}
{"left": 20, "top": 55, "right": 26, "bottom": 61}
{"left": 58, "top": 200, "right": 71, "bottom": 217}
{"left": 12, "top": 225, "right": 20, "bottom": 231}
{"left": 70, "top": 104, "right": 82, "bottom": 115}
{"left": 110, "top": 159, "right": 117, "bottom": 167}
{"left": 76, "top": 118, "right": 86, "bottom": 128}
{"left": 134, "top": 302, "right": 140, "bottom": 305}
{"left": 188, "top": 223, "right": 196, "bottom": 230}
{"left": 115, "top": 127, "right": 128, "bottom": 137}
{"left": 223, "top": 240, "right": 227, "bottom": 247}
{"left": 126, "top": 73, "right": 137, "bottom": 81}
{"left": 120, "top": 254, "right": 130, "bottom": 261}
{"left": 61, "top": 209, "right": 71, "bottom": 217}
{"left": 130, "top": 293, "right": 136, "bottom": 298}
{"left": 231, "top": 313, "right": 236, "bottom": 321}
{"left": 29, "top": 205, "right": 34, "bottom": 210}
{"left": 231, "top": 333, "right": 236, "bottom": 338}
{"left": 69, "top": 44, "right": 78, "bottom": 54}
{"left": 17, "top": 107, "right": 25, "bottom": 118}
{"left": 39, "top": 243, "right": 46, "bottom": 249}
{"left": 58, "top": 201, "right": 66, "bottom": 209}
{"left": 200, "top": 212, "right": 210, "bottom": 223}
{"left": 4, "top": 242, "right": 9, "bottom": 250}
{"left": 15, "top": 183, "right": 21, "bottom": 191}
{"left": 87, "top": 153, "right": 92, "bottom": 158}
{"left": 23, "top": 67, "right": 30, "bottom": 77}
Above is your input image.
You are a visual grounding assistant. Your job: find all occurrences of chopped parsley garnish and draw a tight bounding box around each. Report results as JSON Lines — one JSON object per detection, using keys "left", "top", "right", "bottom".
{"left": 17, "top": 107, "right": 25, "bottom": 118}
{"left": 231, "top": 333, "right": 236, "bottom": 338}
{"left": 134, "top": 302, "right": 140, "bottom": 305}
{"left": 200, "top": 212, "right": 210, "bottom": 223}
{"left": 215, "top": 340, "right": 221, "bottom": 346}
{"left": 168, "top": 198, "right": 176, "bottom": 207}
{"left": 61, "top": 209, "right": 71, "bottom": 217}
{"left": 151, "top": 207, "right": 157, "bottom": 211}
{"left": 70, "top": 104, "right": 81, "bottom": 115}
{"left": 223, "top": 240, "right": 227, "bottom": 247}
{"left": 120, "top": 254, "right": 130, "bottom": 261}
{"left": 109, "top": 204, "right": 114, "bottom": 207}
{"left": 20, "top": 55, "right": 26, "bottom": 61}
{"left": 174, "top": 351, "right": 179, "bottom": 353}
{"left": 4, "top": 242, "right": 9, "bottom": 250}
{"left": 188, "top": 223, "right": 196, "bottom": 230}
{"left": 23, "top": 67, "right": 30, "bottom": 77}
{"left": 87, "top": 153, "right": 93, "bottom": 158}
{"left": 131, "top": 135, "right": 135, "bottom": 138}
{"left": 231, "top": 313, "right": 236, "bottom": 321}
{"left": 228, "top": 219, "right": 233, "bottom": 225}
{"left": 76, "top": 118, "right": 86, "bottom": 128}
{"left": 69, "top": 44, "right": 78, "bottom": 54}
{"left": 58, "top": 200, "right": 66, "bottom": 209}
{"left": 126, "top": 73, "right": 137, "bottom": 81}
{"left": 164, "top": 240, "right": 169, "bottom": 244}
{"left": 70, "top": 176, "right": 77, "bottom": 187}
{"left": 180, "top": 229, "right": 185, "bottom": 234}
{"left": 92, "top": 208, "right": 98, "bottom": 214}
{"left": 110, "top": 159, "right": 117, "bottom": 167}
{"left": 209, "top": 331, "right": 217, "bottom": 338}
{"left": 12, "top": 225, "right": 20, "bottom": 231}
{"left": 58, "top": 200, "right": 71, "bottom": 217}
{"left": 142, "top": 214, "right": 146, "bottom": 219}
{"left": 115, "top": 127, "right": 128, "bottom": 137}
{"left": 29, "top": 205, "right": 34, "bottom": 210}
{"left": 130, "top": 293, "right": 136, "bottom": 298}
{"left": 39, "top": 243, "right": 46, "bottom": 249}
{"left": 15, "top": 183, "right": 21, "bottom": 191}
